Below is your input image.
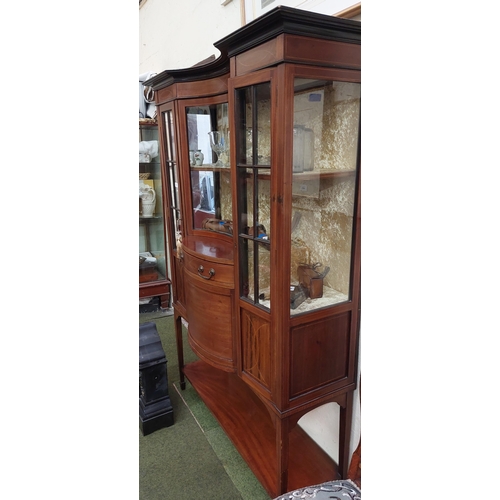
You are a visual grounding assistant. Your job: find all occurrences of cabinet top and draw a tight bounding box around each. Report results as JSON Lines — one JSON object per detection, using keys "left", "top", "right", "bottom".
{"left": 182, "top": 234, "right": 234, "bottom": 263}
{"left": 216, "top": 5, "right": 360, "bottom": 58}
{"left": 144, "top": 6, "right": 360, "bottom": 92}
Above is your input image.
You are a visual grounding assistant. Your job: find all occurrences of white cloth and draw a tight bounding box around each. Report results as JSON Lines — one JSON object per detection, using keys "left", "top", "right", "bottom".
{"left": 139, "top": 71, "right": 157, "bottom": 119}
{"left": 139, "top": 140, "right": 158, "bottom": 162}
{"left": 139, "top": 252, "right": 157, "bottom": 265}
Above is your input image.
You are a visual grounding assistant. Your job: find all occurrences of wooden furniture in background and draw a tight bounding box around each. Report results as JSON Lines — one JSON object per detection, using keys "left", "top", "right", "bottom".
{"left": 139, "top": 122, "right": 171, "bottom": 310}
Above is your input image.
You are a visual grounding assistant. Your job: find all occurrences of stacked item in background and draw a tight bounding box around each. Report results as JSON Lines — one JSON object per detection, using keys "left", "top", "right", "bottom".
{"left": 139, "top": 252, "right": 157, "bottom": 283}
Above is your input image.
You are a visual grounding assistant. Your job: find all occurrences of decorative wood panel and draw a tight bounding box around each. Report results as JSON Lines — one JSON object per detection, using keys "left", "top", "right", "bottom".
{"left": 290, "top": 312, "right": 350, "bottom": 398}
{"left": 156, "top": 84, "right": 177, "bottom": 104}
{"left": 234, "top": 35, "right": 284, "bottom": 76}
{"left": 241, "top": 308, "right": 272, "bottom": 390}
{"left": 172, "top": 256, "right": 185, "bottom": 307}
{"left": 284, "top": 35, "right": 361, "bottom": 69}
{"left": 185, "top": 273, "right": 235, "bottom": 372}
{"left": 176, "top": 76, "right": 228, "bottom": 99}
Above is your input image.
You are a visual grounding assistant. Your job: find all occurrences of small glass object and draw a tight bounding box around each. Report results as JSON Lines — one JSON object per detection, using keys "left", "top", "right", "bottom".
{"left": 293, "top": 125, "right": 305, "bottom": 173}
{"left": 208, "top": 131, "right": 229, "bottom": 167}
{"left": 303, "top": 128, "right": 314, "bottom": 171}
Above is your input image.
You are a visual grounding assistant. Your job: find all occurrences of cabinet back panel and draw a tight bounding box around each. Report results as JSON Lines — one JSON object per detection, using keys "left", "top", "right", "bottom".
{"left": 290, "top": 312, "right": 350, "bottom": 398}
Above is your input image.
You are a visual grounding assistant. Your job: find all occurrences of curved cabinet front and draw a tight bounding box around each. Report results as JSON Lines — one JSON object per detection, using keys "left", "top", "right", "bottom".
{"left": 182, "top": 242, "right": 235, "bottom": 372}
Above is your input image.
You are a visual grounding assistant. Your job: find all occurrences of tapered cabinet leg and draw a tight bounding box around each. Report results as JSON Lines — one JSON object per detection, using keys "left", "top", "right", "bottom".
{"left": 276, "top": 417, "right": 290, "bottom": 495}
{"left": 338, "top": 391, "right": 354, "bottom": 479}
{"left": 174, "top": 311, "right": 186, "bottom": 390}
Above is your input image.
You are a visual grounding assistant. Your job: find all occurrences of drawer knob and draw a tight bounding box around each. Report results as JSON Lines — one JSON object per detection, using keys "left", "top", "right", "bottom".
{"left": 198, "top": 265, "right": 215, "bottom": 280}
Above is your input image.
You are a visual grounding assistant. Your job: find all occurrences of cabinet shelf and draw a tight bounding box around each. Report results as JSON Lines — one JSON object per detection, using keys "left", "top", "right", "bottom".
{"left": 190, "top": 165, "right": 231, "bottom": 172}
{"left": 293, "top": 169, "right": 356, "bottom": 180}
{"left": 183, "top": 360, "right": 339, "bottom": 498}
{"left": 139, "top": 269, "right": 168, "bottom": 285}
{"left": 238, "top": 169, "right": 356, "bottom": 181}
{"left": 139, "top": 215, "right": 163, "bottom": 221}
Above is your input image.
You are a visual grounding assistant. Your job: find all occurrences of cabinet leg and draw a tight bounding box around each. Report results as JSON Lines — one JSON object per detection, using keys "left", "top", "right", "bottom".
{"left": 338, "top": 390, "right": 354, "bottom": 479}
{"left": 174, "top": 311, "right": 185, "bottom": 390}
{"left": 276, "top": 417, "right": 290, "bottom": 495}
{"left": 159, "top": 292, "right": 170, "bottom": 310}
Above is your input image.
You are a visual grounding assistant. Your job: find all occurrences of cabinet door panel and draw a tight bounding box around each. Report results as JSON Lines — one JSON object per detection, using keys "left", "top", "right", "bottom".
{"left": 290, "top": 77, "right": 360, "bottom": 315}
{"left": 172, "top": 256, "right": 185, "bottom": 309}
{"left": 185, "top": 272, "right": 235, "bottom": 372}
{"left": 241, "top": 308, "right": 272, "bottom": 392}
{"left": 289, "top": 312, "right": 350, "bottom": 398}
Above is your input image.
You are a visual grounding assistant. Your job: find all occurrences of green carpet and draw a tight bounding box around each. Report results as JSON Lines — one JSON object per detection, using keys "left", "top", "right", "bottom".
{"left": 139, "top": 311, "right": 270, "bottom": 500}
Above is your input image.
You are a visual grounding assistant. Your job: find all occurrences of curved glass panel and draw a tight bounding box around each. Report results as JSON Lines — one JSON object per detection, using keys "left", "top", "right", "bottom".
{"left": 186, "top": 103, "right": 232, "bottom": 232}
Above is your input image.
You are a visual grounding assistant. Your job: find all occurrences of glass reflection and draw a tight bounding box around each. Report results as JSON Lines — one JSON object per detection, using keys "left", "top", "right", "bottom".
{"left": 186, "top": 102, "right": 232, "bottom": 232}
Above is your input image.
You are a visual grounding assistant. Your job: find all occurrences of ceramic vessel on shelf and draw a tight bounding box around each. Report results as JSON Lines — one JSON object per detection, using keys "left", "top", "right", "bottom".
{"left": 194, "top": 149, "right": 204, "bottom": 166}
{"left": 139, "top": 180, "right": 156, "bottom": 217}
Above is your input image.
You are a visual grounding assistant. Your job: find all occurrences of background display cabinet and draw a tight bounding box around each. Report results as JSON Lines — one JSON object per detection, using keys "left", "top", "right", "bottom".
{"left": 139, "top": 121, "right": 171, "bottom": 310}
{"left": 146, "top": 6, "right": 360, "bottom": 498}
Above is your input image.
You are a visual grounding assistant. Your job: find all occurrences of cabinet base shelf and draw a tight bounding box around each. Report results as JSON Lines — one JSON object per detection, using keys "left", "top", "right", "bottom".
{"left": 183, "top": 360, "right": 339, "bottom": 498}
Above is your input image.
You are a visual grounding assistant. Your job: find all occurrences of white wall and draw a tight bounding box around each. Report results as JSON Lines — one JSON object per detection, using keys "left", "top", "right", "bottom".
{"left": 139, "top": 0, "right": 361, "bottom": 468}
{"left": 243, "top": 0, "right": 359, "bottom": 22}
{"left": 139, "top": 0, "right": 242, "bottom": 75}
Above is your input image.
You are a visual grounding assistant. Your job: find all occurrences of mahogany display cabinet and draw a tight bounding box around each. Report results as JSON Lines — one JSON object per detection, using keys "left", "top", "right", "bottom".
{"left": 146, "top": 6, "right": 361, "bottom": 498}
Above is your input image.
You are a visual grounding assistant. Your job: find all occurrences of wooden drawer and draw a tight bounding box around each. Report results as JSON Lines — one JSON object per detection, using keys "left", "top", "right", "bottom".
{"left": 183, "top": 250, "right": 234, "bottom": 287}
{"left": 139, "top": 280, "right": 170, "bottom": 298}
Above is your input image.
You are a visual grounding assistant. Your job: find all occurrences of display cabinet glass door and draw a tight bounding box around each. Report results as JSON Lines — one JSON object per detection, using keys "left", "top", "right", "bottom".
{"left": 139, "top": 124, "right": 167, "bottom": 284}
{"left": 185, "top": 102, "right": 232, "bottom": 232}
{"left": 162, "top": 107, "right": 181, "bottom": 256}
{"left": 290, "top": 77, "right": 360, "bottom": 315}
{"left": 235, "top": 82, "right": 272, "bottom": 310}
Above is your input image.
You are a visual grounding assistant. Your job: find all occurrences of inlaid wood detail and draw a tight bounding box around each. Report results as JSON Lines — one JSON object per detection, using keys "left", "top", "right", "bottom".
{"left": 284, "top": 35, "right": 361, "bottom": 69}
{"left": 156, "top": 85, "right": 177, "bottom": 104}
{"left": 176, "top": 76, "right": 228, "bottom": 98}
{"left": 241, "top": 308, "right": 272, "bottom": 390}
{"left": 234, "top": 36, "right": 284, "bottom": 76}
